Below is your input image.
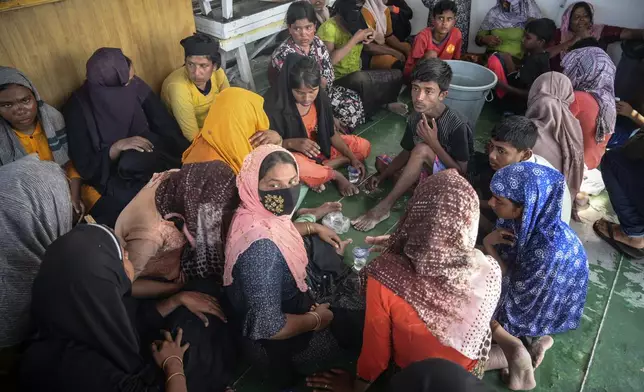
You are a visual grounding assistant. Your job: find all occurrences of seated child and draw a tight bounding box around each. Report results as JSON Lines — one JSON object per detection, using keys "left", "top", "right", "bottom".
{"left": 352, "top": 58, "right": 472, "bottom": 232}
{"left": 487, "top": 18, "right": 556, "bottom": 113}
{"left": 469, "top": 115, "right": 572, "bottom": 236}
{"left": 404, "top": 0, "right": 462, "bottom": 81}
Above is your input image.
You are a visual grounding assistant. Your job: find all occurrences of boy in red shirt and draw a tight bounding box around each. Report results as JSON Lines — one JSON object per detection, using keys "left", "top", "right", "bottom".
{"left": 403, "top": 0, "right": 462, "bottom": 81}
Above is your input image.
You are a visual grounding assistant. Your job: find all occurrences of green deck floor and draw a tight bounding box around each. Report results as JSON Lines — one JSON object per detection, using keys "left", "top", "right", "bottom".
{"left": 234, "top": 85, "right": 644, "bottom": 391}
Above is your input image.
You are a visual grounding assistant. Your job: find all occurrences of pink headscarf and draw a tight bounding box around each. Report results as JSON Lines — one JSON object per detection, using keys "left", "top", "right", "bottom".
{"left": 560, "top": 2, "right": 604, "bottom": 55}
{"left": 224, "top": 144, "right": 309, "bottom": 292}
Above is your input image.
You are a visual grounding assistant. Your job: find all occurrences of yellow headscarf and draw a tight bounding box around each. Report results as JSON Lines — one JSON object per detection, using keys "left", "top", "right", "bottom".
{"left": 182, "top": 87, "right": 270, "bottom": 173}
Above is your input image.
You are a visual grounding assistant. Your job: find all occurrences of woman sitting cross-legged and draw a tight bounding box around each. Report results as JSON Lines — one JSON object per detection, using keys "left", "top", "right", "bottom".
{"left": 115, "top": 161, "right": 240, "bottom": 299}
{"left": 224, "top": 145, "right": 364, "bottom": 386}
{"left": 562, "top": 44, "right": 617, "bottom": 170}
{"left": 0, "top": 66, "right": 90, "bottom": 218}
{"left": 20, "top": 224, "right": 236, "bottom": 392}
{"left": 526, "top": 72, "right": 584, "bottom": 215}
{"left": 64, "top": 48, "right": 190, "bottom": 227}
{"left": 265, "top": 54, "right": 371, "bottom": 196}
{"left": 317, "top": 0, "right": 406, "bottom": 118}
{"left": 272, "top": 1, "right": 365, "bottom": 132}
{"left": 306, "top": 169, "right": 502, "bottom": 391}
{"left": 476, "top": 0, "right": 542, "bottom": 61}
{"left": 483, "top": 162, "right": 589, "bottom": 390}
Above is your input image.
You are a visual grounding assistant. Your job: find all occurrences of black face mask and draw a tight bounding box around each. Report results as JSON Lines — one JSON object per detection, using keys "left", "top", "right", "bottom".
{"left": 259, "top": 184, "right": 301, "bottom": 216}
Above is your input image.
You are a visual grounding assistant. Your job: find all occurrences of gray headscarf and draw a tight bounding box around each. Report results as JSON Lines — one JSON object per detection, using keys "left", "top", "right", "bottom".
{"left": 0, "top": 66, "right": 69, "bottom": 166}
{"left": 0, "top": 156, "right": 73, "bottom": 348}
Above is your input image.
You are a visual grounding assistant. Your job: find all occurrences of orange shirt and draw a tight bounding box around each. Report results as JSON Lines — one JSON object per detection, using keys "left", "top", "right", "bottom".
{"left": 13, "top": 122, "right": 101, "bottom": 209}
{"left": 404, "top": 27, "right": 462, "bottom": 80}
{"left": 570, "top": 91, "right": 607, "bottom": 170}
{"left": 13, "top": 123, "right": 80, "bottom": 179}
{"left": 301, "top": 104, "right": 318, "bottom": 140}
{"left": 357, "top": 277, "right": 476, "bottom": 382}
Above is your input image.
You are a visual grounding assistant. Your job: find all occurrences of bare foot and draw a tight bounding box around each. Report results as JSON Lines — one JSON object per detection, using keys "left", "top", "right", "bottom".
{"left": 297, "top": 202, "right": 342, "bottom": 221}
{"left": 351, "top": 204, "right": 391, "bottom": 232}
{"left": 311, "top": 184, "right": 326, "bottom": 193}
{"left": 335, "top": 172, "right": 359, "bottom": 197}
{"left": 502, "top": 343, "right": 536, "bottom": 390}
{"left": 529, "top": 336, "right": 554, "bottom": 369}
{"left": 386, "top": 102, "right": 408, "bottom": 116}
{"left": 336, "top": 238, "right": 353, "bottom": 256}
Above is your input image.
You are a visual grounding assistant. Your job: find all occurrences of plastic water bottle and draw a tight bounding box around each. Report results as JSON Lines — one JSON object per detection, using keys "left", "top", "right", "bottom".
{"left": 348, "top": 166, "right": 360, "bottom": 184}
{"left": 353, "top": 247, "right": 369, "bottom": 271}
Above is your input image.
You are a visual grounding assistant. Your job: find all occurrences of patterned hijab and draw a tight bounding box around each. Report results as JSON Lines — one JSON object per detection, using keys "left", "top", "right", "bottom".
{"left": 559, "top": 2, "right": 604, "bottom": 55}
{"left": 526, "top": 72, "right": 584, "bottom": 198}
{"left": 491, "top": 162, "right": 588, "bottom": 336}
{"left": 367, "top": 170, "right": 502, "bottom": 360}
{"left": 562, "top": 47, "right": 616, "bottom": 142}
{"left": 479, "top": 0, "right": 542, "bottom": 31}
{"left": 224, "top": 145, "right": 309, "bottom": 292}
{"left": 155, "top": 161, "right": 239, "bottom": 281}
{"left": 0, "top": 67, "right": 69, "bottom": 166}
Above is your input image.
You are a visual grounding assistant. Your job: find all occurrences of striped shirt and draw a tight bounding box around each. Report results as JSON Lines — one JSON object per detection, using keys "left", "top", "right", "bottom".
{"left": 400, "top": 106, "right": 473, "bottom": 162}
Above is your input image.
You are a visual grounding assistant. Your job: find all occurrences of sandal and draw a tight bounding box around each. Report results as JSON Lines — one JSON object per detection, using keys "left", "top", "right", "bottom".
{"left": 593, "top": 219, "right": 644, "bottom": 260}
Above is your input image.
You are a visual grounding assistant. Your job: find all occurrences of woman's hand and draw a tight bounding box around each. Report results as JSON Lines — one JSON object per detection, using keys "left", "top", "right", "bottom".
{"left": 333, "top": 117, "right": 348, "bottom": 134}
{"left": 151, "top": 328, "right": 189, "bottom": 372}
{"left": 482, "top": 35, "right": 503, "bottom": 47}
{"left": 306, "top": 369, "right": 353, "bottom": 392}
{"left": 365, "top": 175, "right": 381, "bottom": 191}
{"left": 286, "top": 138, "right": 321, "bottom": 158}
{"left": 69, "top": 177, "right": 85, "bottom": 220}
{"left": 483, "top": 228, "right": 516, "bottom": 248}
{"left": 351, "top": 29, "right": 374, "bottom": 45}
{"left": 315, "top": 224, "right": 342, "bottom": 249}
{"left": 365, "top": 235, "right": 390, "bottom": 253}
{"left": 350, "top": 159, "right": 366, "bottom": 180}
{"left": 617, "top": 101, "right": 635, "bottom": 118}
{"left": 249, "top": 130, "right": 282, "bottom": 147}
{"left": 312, "top": 303, "right": 334, "bottom": 330}
{"left": 178, "top": 291, "right": 227, "bottom": 326}
{"left": 111, "top": 136, "right": 154, "bottom": 155}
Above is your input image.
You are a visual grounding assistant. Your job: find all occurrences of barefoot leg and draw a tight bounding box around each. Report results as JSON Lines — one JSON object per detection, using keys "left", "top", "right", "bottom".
{"left": 324, "top": 156, "right": 351, "bottom": 169}
{"left": 529, "top": 336, "right": 554, "bottom": 369}
{"left": 492, "top": 323, "right": 536, "bottom": 391}
{"left": 297, "top": 202, "right": 343, "bottom": 221}
{"left": 335, "top": 171, "right": 360, "bottom": 197}
{"left": 352, "top": 144, "right": 433, "bottom": 232}
{"left": 486, "top": 344, "right": 509, "bottom": 371}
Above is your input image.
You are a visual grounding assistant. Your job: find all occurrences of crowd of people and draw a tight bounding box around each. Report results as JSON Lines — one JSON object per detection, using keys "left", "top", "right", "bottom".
{"left": 0, "top": 0, "right": 642, "bottom": 391}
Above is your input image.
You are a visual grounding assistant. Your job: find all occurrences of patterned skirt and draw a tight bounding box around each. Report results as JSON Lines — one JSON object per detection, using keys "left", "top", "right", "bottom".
{"left": 328, "top": 84, "right": 366, "bottom": 132}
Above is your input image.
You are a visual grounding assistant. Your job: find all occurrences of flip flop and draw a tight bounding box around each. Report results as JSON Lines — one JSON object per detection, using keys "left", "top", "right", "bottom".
{"left": 593, "top": 219, "right": 644, "bottom": 260}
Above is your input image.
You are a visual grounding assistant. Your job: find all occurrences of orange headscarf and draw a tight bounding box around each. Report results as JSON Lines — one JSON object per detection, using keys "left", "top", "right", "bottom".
{"left": 182, "top": 87, "right": 270, "bottom": 173}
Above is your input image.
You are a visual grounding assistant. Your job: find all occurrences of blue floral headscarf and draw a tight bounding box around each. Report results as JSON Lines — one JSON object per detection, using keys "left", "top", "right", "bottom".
{"left": 490, "top": 162, "right": 588, "bottom": 336}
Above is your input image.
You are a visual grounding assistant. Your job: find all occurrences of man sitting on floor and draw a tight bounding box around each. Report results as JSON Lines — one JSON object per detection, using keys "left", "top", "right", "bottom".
{"left": 352, "top": 58, "right": 473, "bottom": 232}
{"left": 161, "top": 33, "right": 229, "bottom": 141}
{"left": 468, "top": 115, "right": 572, "bottom": 237}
